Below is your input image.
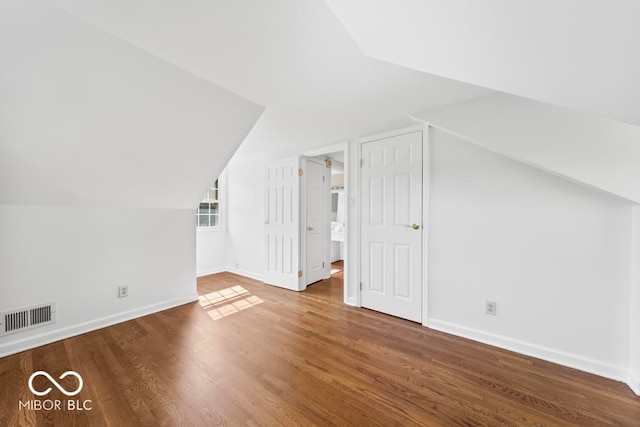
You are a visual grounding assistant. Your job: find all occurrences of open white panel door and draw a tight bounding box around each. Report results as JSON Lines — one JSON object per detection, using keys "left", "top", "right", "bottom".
{"left": 305, "top": 158, "right": 329, "bottom": 285}
{"left": 264, "top": 157, "right": 302, "bottom": 291}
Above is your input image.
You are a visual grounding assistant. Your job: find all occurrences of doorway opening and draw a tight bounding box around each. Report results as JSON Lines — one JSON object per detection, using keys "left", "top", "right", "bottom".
{"left": 303, "top": 259, "right": 344, "bottom": 304}
{"left": 304, "top": 147, "right": 348, "bottom": 303}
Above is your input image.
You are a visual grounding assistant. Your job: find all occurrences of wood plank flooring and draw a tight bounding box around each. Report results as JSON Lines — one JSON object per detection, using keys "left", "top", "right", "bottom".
{"left": 1, "top": 265, "right": 639, "bottom": 425}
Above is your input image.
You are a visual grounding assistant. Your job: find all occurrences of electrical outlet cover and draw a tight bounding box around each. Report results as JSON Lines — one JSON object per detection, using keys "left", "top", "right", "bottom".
{"left": 486, "top": 301, "right": 497, "bottom": 315}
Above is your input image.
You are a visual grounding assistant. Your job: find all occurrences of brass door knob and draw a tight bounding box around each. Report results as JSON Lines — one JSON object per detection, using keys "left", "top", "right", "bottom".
{"left": 307, "top": 226, "right": 314, "bottom": 231}
{"left": 412, "top": 224, "right": 420, "bottom": 230}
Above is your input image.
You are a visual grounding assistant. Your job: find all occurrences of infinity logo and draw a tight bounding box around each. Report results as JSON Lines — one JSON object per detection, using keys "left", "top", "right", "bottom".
{"left": 28, "top": 371, "right": 83, "bottom": 397}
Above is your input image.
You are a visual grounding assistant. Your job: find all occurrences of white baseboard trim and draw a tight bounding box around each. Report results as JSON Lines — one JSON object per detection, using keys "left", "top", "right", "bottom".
{"left": 628, "top": 373, "right": 640, "bottom": 396}
{"left": 345, "top": 297, "right": 357, "bottom": 307}
{"left": 197, "top": 267, "right": 226, "bottom": 277}
{"left": 225, "top": 266, "right": 264, "bottom": 282}
{"left": 0, "top": 294, "right": 198, "bottom": 359}
{"left": 427, "top": 318, "right": 627, "bottom": 384}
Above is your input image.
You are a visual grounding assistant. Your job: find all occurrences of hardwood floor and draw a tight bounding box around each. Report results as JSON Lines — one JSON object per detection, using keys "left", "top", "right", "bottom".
{"left": 1, "top": 267, "right": 639, "bottom": 425}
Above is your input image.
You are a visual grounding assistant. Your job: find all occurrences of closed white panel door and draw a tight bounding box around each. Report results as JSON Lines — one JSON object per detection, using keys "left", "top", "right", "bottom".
{"left": 361, "top": 131, "right": 423, "bottom": 322}
{"left": 264, "top": 157, "right": 300, "bottom": 291}
{"left": 306, "top": 159, "right": 327, "bottom": 285}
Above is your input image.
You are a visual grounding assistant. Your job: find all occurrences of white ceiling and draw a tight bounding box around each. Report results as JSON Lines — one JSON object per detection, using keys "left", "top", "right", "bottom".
{"left": 324, "top": 0, "right": 640, "bottom": 126}
{"left": 44, "top": 0, "right": 492, "bottom": 163}
{"left": 1, "top": 0, "right": 263, "bottom": 208}
{"left": 6, "top": 0, "right": 639, "bottom": 207}
{"left": 414, "top": 93, "right": 640, "bottom": 203}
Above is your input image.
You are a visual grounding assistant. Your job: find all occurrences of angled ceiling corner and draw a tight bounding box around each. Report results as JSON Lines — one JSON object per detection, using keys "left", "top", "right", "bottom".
{"left": 324, "top": 0, "right": 640, "bottom": 127}
{"left": 42, "top": 0, "right": 494, "bottom": 165}
{"left": 0, "top": 0, "right": 264, "bottom": 209}
{"left": 413, "top": 93, "right": 640, "bottom": 203}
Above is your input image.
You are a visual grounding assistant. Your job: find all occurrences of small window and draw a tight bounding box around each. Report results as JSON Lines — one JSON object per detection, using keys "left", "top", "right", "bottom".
{"left": 196, "top": 179, "right": 221, "bottom": 228}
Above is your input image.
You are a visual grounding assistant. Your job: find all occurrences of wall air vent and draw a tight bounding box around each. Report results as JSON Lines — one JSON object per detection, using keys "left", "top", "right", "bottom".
{"left": 0, "top": 302, "right": 56, "bottom": 337}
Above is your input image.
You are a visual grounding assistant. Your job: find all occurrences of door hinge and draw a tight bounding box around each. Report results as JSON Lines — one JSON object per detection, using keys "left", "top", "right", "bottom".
{"left": 322, "top": 262, "right": 325, "bottom": 268}
{"left": 298, "top": 270, "right": 303, "bottom": 277}
{"left": 360, "top": 158, "right": 363, "bottom": 168}
{"left": 325, "top": 159, "right": 332, "bottom": 168}
{"left": 360, "top": 282, "right": 363, "bottom": 290}
{"left": 298, "top": 168, "right": 304, "bottom": 177}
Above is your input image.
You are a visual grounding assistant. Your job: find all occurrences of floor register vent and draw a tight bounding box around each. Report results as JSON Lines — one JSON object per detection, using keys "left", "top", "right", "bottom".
{"left": 0, "top": 302, "right": 56, "bottom": 337}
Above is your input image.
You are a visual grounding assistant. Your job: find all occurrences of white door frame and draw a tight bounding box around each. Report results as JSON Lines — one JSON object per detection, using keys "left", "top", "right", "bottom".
{"left": 302, "top": 142, "right": 350, "bottom": 303}
{"left": 354, "top": 124, "right": 430, "bottom": 326}
{"left": 299, "top": 156, "right": 308, "bottom": 291}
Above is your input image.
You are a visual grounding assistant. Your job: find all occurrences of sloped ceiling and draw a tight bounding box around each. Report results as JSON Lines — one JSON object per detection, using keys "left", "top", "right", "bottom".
{"left": 7, "top": 0, "right": 637, "bottom": 208}
{"left": 413, "top": 93, "right": 640, "bottom": 203}
{"left": 324, "top": 0, "right": 640, "bottom": 127}
{"left": 43, "top": 0, "right": 492, "bottom": 163}
{"left": 324, "top": 0, "right": 640, "bottom": 203}
{"left": 1, "top": 0, "right": 264, "bottom": 209}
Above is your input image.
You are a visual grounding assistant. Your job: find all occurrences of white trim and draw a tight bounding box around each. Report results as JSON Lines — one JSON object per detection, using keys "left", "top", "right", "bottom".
{"left": 353, "top": 137, "right": 362, "bottom": 307}
{"left": 330, "top": 160, "right": 345, "bottom": 171}
{"left": 629, "top": 206, "right": 640, "bottom": 397}
{"left": 324, "top": 160, "right": 332, "bottom": 280}
{"left": 219, "top": 168, "right": 228, "bottom": 230}
{"left": 225, "top": 266, "right": 264, "bottom": 282}
{"left": 428, "top": 318, "right": 628, "bottom": 383}
{"left": 421, "top": 126, "right": 430, "bottom": 326}
{"left": 0, "top": 294, "right": 198, "bottom": 358}
{"left": 197, "top": 267, "right": 226, "bottom": 277}
{"left": 628, "top": 373, "right": 640, "bottom": 396}
{"left": 344, "top": 297, "right": 358, "bottom": 306}
{"left": 303, "top": 141, "right": 348, "bottom": 158}
{"left": 299, "top": 157, "right": 308, "bottom": 291}
{"left": 358, "top": 124, "right": 425, "bottom": 144}
{"left": 196, "top": 226, "right": 227, "bottom": 233}
{"left": 342, "top": 144, "right": 351, "bottom": 306}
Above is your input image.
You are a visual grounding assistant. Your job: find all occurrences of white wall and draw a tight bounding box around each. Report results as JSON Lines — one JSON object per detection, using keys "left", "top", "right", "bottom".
{"left": 428, "top": 128, "right": 633, "bottom": 380}
{"left": 224, "top": 161, "right": 266, "bottom": 280}
{"left": 629, "top": 206, "right": 640, "bottom": 394}
{"left": 0, "top": 205, "right": 196, "bottom": 357}
{"left": 218, "top": 124, "right": 638, "bottom": 391}
{"left": 413, "top": 93, "right": 640, "bottom": 204}
{"left": 196, "top": 230, "right": 228, "bottom": 277}
{"left": 0, "top": 0, "right": 263, "bottom": 356}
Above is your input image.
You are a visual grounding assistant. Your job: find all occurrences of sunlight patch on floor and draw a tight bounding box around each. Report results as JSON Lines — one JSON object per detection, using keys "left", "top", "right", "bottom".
{"left": 198, "top": 285, "right": 263, "bottom": 320}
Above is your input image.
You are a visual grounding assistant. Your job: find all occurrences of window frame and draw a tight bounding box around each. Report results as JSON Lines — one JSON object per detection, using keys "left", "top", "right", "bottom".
{"left": 196, "top": 171, "right": 226, "bottom": 230}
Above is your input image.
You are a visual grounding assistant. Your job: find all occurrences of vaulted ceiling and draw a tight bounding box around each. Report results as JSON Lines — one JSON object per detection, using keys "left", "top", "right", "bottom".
{"left": 324, "top": 0, "right": 640, "bottom": 127}
{"left": 2, "top": 0, "right": 639, "bottom": 208}
{"left": 41, "top": 0, "right": 491, "bottom": 163}
{"left": 413, "top": 93, "right": 640, "bottom": 203}
{"left": 324, "top": 0, "right": 640, "bottom": 203}
{"left": 1, "top": 0, "right": 264, "bottom": 209}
